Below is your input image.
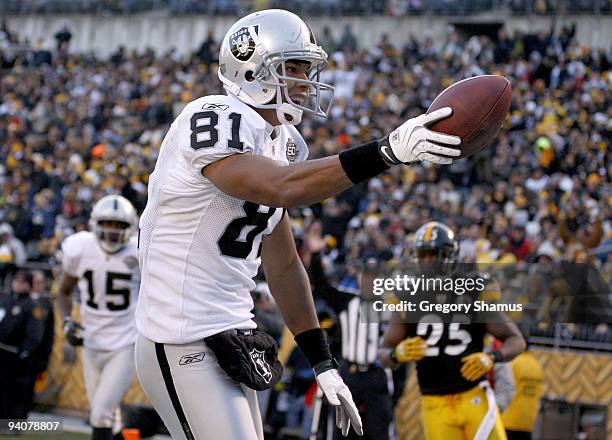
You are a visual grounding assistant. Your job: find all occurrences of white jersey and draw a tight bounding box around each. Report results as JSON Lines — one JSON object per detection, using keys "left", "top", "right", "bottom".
{"left": 61, "top": 231, "right": 140, "bottom": 350}
{"left": 136, "top": 94, "right": 308, "bottom": 344}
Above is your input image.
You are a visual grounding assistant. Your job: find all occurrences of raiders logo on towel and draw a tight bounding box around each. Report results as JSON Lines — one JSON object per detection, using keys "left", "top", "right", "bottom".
{"left": 250, "top": 348, "right": 272, "bottom": 383}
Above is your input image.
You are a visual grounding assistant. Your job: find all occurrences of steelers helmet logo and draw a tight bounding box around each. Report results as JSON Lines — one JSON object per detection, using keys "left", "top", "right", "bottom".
{"left": 229, "top": 25, "right": 259, "bottom": 62}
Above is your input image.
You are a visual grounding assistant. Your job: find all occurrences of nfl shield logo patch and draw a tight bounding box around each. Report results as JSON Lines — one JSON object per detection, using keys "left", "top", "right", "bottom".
{"left": 250, "top": 348, "right": 272, "bottom": 383}
{"left": 286, "top": 139, "right": 297, "bottom": 163}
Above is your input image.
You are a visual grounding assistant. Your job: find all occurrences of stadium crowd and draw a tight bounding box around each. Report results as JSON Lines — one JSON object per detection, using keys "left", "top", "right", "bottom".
{"left": 0, "top": 19, "right": 610, "bottom": 323}
{"left": 3, "top": 0, "right": 611, "bottom": 16}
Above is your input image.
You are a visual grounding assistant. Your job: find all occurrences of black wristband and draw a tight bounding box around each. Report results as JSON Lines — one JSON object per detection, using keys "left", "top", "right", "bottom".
{"left": 313, "top": 358, "right": 339, "bottom": 376}
{"left": 491, "top": 350, "right": 504, "bottom": 363}
{"left": 338, "top": 139, "right": 391, "bottom": 184}
{"left": 294, "top": 328, "right": 333, "bottom": 368}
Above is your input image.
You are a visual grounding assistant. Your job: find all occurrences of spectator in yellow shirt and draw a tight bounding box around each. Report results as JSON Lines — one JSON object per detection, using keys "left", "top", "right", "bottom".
{"left": 502, "top": 343, "right": 544, "bottom": 440}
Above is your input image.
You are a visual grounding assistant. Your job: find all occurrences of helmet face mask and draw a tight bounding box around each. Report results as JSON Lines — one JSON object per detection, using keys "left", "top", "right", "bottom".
{"left": 412, "top": 222, "right": 459, "bottom": 276}
{"left": 218, "top": 10, "right": 334, "bottom": 125}
{"left": 95, "top": 220, "right": 131, "bottom": 254}
{"left": 89, "top": 195, "right": 138, "bottom": 254}
{"left": 258, "top": 52, "right": 333, "bottom": 117}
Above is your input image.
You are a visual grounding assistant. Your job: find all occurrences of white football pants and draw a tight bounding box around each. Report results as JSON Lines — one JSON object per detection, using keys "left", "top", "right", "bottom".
{"left": 83, "top": 344, "right": 135, "bottom": 428}
{"left": 135, "top": 333, "right": 264, "bottom": 440}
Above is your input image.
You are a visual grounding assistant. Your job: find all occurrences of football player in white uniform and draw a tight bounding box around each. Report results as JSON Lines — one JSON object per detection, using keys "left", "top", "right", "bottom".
{"left": 135, "top": 9, "right": 461, "bottom": 440}
{"left": 59, "top": 195, "right": 140, "bottom": 440}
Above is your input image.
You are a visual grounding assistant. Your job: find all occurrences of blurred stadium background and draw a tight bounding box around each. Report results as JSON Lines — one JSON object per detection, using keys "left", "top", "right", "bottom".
{"left": 0, "top": 0, "right": 610, "bottom": 439}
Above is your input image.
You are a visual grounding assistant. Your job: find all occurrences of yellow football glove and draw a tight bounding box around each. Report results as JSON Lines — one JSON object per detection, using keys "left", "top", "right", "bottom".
{"left": 394, "top": 336, "right": 427, "bottom": 363}
{"left": 460, "top": 352, "right": 494, "bottom": 381}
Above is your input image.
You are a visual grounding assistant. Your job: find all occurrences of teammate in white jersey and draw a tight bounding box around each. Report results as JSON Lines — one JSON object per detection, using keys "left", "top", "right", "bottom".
{"left": 135, "top": 9, "right": 461, "bottom": 440}
{"left": 59, "top": 195, "right": 140, "bottom": 440}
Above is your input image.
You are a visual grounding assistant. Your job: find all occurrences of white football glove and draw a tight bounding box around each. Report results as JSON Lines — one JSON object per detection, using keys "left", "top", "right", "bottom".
{"left": 380, "top": 107, "right": 461, "bottom": 165}
{"left": 316, "top": 364, "right": 363, "bottom": 437}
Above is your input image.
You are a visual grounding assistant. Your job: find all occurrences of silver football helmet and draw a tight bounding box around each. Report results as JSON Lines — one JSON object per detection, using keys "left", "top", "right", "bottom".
{"left": 89, "top": 195, "right": 138, "bottom": 254}
{"left": 218, "top": 9, "right": 334, "bottom": 125}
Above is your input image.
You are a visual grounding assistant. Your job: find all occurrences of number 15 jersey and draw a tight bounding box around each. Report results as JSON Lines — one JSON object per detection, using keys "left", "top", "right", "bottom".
{"left": 61, "top": 232, "right": 140, "bottom": 350}
{"left": 136, "top": 94, "right": 308, "bottom": 344}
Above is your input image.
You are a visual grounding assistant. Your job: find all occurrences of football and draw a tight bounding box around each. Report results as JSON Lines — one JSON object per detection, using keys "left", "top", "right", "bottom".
{"left": 427, "top": 75, "right": 512, "bottom": 158}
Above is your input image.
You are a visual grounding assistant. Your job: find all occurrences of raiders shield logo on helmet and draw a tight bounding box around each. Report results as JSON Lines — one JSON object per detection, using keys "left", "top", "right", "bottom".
{"left": 230, "top": 25, "right": 259, "bottom": 62}
{"left": 249, "top": 348, "right": 272, "bottom": 383}
{"left": 286, "top": 139, "right": 297, "bottom": 163}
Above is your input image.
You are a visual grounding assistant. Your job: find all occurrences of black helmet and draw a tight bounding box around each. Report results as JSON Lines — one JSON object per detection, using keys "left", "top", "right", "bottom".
{"left": 413, "top": 221, "right": 459, "bottom": 264}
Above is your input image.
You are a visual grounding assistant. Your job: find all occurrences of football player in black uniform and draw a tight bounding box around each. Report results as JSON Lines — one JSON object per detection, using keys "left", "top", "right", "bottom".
{"left": 378, "top": 222, "right": 525, "bottom": 440}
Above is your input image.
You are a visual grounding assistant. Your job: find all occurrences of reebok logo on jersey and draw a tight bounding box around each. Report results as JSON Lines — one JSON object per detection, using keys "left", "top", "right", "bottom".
{"left": 179, "top": 352, "right": 206, "bottom": 365}
{"left": 202, "top": 103, "right": 229, "bottom": 111}
{"left": 250, "top": 348, "right": 272, "bottom": 383}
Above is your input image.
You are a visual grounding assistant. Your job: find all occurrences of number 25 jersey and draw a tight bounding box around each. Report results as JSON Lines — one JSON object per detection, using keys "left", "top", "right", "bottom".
{"left": 408, "top": 320, "right": 486, "bottom": 395}
{"left": 61, "top": 231, "right": 140, "bottom": 350}
{"left": 136, "top": 94, "right": 308, "bottom": 344}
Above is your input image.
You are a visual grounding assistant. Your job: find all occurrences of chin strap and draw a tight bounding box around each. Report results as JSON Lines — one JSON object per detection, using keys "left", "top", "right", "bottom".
{"left": 276, "top": 103, "right": 303, "bottom": 125}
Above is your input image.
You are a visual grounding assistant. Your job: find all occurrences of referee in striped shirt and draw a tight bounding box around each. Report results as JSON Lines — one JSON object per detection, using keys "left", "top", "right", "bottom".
{"left": 305, "top": 232, "right": 393, "bottom": 440}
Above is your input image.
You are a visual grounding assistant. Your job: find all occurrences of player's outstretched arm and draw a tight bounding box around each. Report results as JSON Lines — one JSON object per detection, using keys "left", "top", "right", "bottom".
{"left": 205, "top": 153, "right": 352, "bottom": 208}
{"left": 203, "top": 107, "right": 460, "bottom": 208}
